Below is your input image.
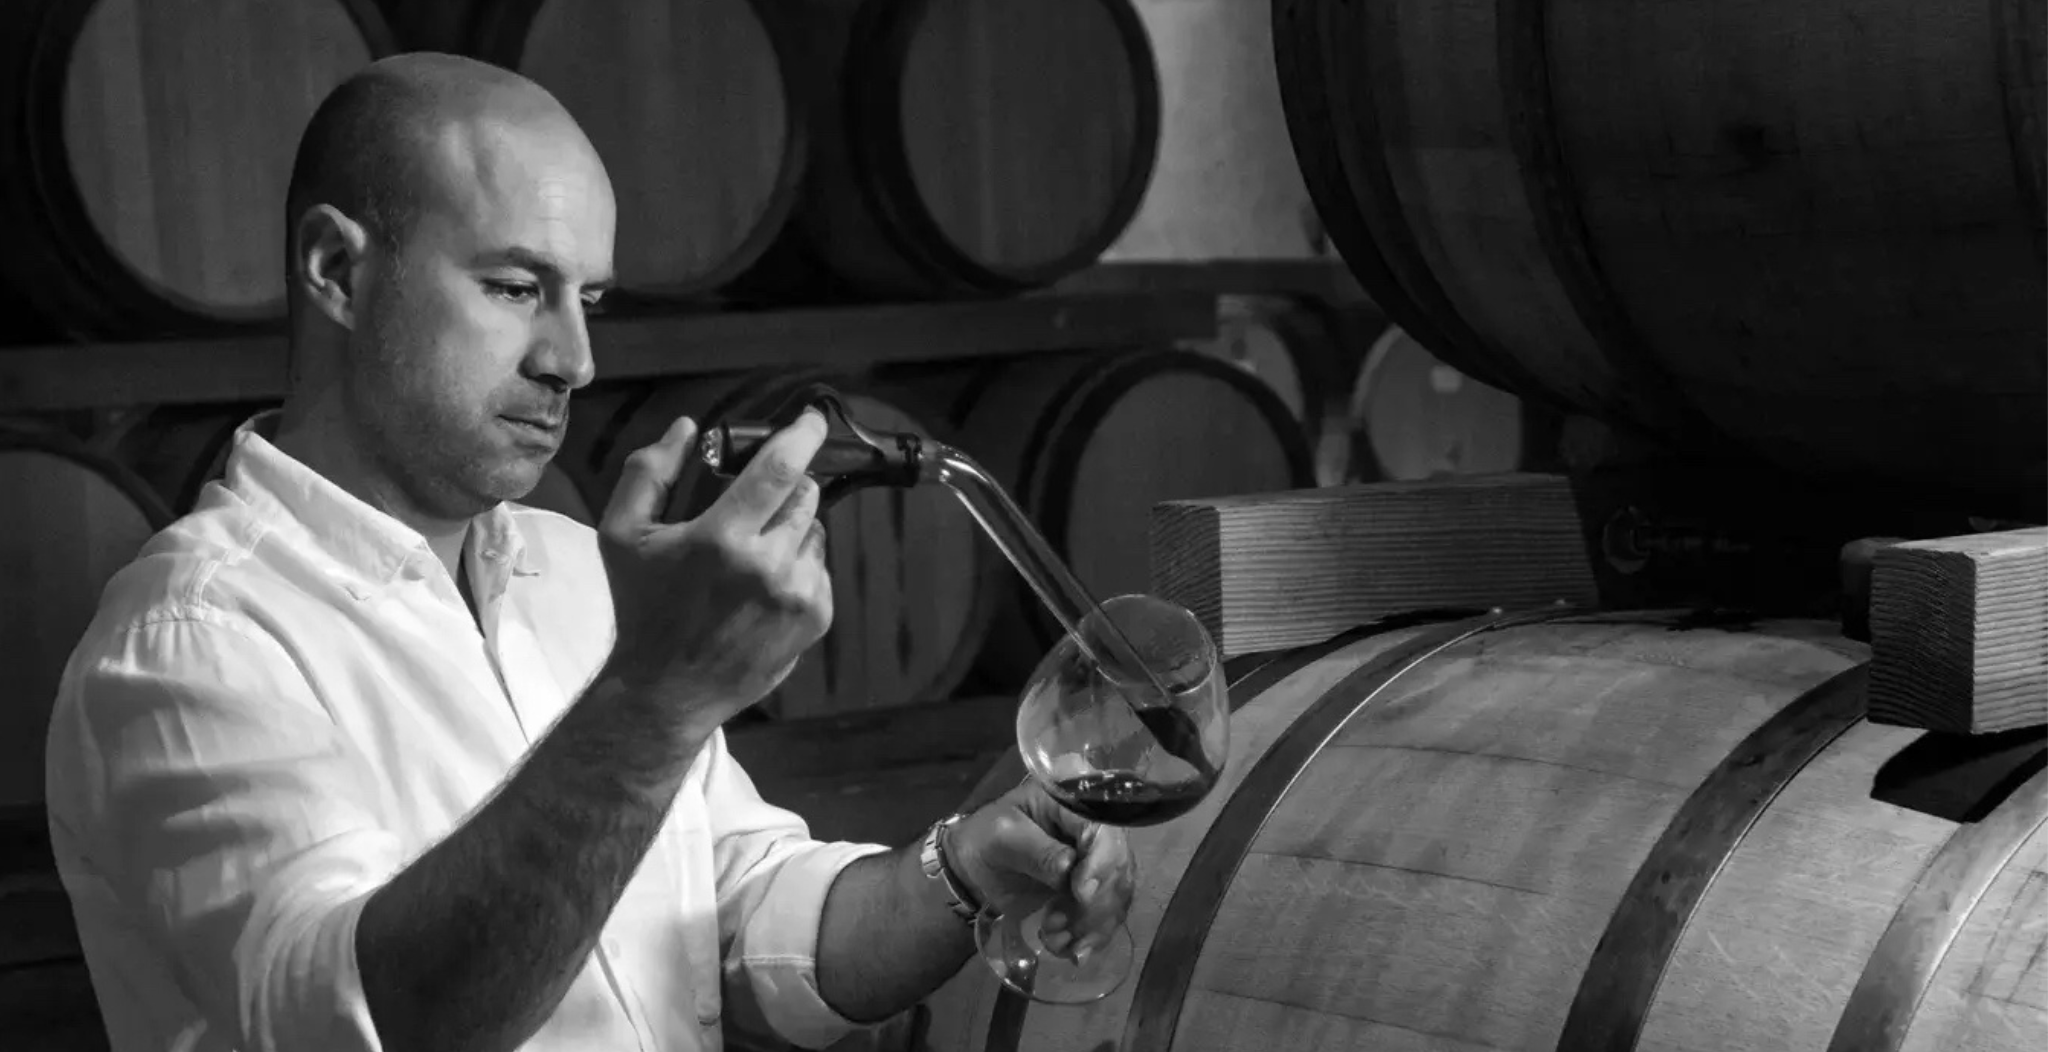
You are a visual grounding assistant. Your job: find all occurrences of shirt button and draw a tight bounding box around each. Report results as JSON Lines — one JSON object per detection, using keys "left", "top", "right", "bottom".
{"left": 604, "top": 937, "right": 623, "bottom": 957}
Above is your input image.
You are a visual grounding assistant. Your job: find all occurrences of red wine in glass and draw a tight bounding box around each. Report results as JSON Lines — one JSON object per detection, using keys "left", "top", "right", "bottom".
{"left": 974, "top": 593, "right": 1230, "bottom": 1005}
{"left": 1048, "top": 769, "right": 1216, "bottom": 827}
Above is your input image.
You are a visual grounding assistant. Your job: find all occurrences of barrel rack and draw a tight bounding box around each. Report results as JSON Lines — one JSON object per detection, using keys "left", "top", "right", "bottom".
{"left": 0, "top": 261, "right": 1363, "bottom": 413}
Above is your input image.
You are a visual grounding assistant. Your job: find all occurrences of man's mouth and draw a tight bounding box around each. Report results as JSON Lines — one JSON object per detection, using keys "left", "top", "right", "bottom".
{"left": 501, "top": 414, "right": 565, "bottom": 437}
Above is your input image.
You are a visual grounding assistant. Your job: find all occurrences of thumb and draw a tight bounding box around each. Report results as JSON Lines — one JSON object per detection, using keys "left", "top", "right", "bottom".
{"left": 602, "top": 415, "right": 699, "bottom": 535}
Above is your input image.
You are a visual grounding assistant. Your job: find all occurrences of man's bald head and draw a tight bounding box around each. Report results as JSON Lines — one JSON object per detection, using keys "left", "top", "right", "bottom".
{"left": 274, "top": 50, "right": 613, "bottom": 527}
{"left": 282, "top": 52, "right": 596, "bottom": 322}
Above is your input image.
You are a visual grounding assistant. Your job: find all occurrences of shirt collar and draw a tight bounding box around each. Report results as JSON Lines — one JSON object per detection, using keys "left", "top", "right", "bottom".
{"left": 222, "top": 410, "right": 543, "bottom": 595}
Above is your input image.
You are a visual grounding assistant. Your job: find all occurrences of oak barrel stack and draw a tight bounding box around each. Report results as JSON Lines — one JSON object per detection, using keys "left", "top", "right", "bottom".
{"left": 460, "top": 0, "right": 810, "bottom": 300}
{"left": 1272, "top": 0, "right": 2047, "bottom": 518}
{"left": 924, "top": 611, "right": 2048, "bottom": 1052}
{"left": 1338, "top": 324, "right": 1562, "bottom": 484}
{"left": 752, "top": 0, "right": 1161, "bottom": 299}
{"left": 0, "top": 426, "right": 170, "bottom": 812}
{"left": 0, "top": 0, "right": 393, "bottom": 341}
{"left": 1186, "top": 296, "right": 1353, "bottom": 488}
{"left": 94, "top": 403, "right": 267, "bottom": 516}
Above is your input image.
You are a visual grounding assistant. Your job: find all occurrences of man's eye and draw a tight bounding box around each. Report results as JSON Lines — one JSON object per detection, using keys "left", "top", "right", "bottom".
{"left": 485, "top": 280, "right": 539, "bottom": 302}
{"left": 583, "top": 296, "right": 608, "bottom": 317}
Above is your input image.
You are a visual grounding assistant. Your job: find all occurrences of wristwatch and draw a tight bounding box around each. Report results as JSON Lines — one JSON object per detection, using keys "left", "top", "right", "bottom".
{"left": 919, "top": 813, "right": 984, "bottom": 924}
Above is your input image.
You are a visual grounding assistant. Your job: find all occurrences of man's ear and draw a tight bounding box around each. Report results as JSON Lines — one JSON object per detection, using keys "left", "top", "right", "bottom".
{"left": 293, "top": 204, "right": 373, "bottom": 330}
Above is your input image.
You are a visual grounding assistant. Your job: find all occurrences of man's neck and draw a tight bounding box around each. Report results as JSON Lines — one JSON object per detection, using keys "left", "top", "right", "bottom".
{"left": 272, "top": 399, "right": 473, "bottom": 584}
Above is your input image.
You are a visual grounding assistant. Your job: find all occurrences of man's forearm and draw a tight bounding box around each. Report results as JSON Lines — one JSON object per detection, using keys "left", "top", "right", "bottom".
{"left": 814, "top": 842, "right": 976, "bottom": 1023}
{"left": 355, "top": 671, "right": 711, "bottom": 1052}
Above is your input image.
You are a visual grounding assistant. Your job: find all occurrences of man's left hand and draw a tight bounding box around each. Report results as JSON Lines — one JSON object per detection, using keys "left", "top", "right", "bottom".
{"left": 944, "top": 778, "right": 1136, "bottom": 961}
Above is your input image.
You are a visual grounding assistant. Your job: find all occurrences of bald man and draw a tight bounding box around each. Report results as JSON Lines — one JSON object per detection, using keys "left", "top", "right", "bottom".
{"left": 44, "top": 53, "right": 1134, "bottom": 1052}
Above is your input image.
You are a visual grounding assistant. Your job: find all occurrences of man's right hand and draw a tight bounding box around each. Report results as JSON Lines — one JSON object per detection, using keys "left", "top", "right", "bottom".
{"left": 595, "top": 408, "right": 834, "bottom": 734}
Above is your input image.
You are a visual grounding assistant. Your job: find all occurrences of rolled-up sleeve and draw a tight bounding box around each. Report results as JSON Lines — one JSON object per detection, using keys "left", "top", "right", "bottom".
{"left": 695, "top": 730, "right": 891, "bottom": 1049}
{"left": 48, "top": 613, "right": 402, "bottom": 1052}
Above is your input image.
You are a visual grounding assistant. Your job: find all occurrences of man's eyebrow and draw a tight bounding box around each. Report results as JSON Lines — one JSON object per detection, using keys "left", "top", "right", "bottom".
{"left": 474, "top": 247, "right": 614, "bottom": 293}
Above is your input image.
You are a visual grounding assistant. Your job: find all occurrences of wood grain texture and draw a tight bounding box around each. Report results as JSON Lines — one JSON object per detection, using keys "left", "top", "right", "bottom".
{"left": 1280, "top": 0, "right": 2048, "bottom": 514}
{"left": 1149, "top": 474, "right": 1598, "bottom": 658}
{"left": 476, "top": 0, "right": 802, "bottom": 295}
{"left": 61, "top": 0, "right": 373, "bottom": 315}
{"left": 921, "top": 613, "right": 2048, "bottom": 1052}
{"left": 782, "top": 0, "right": 1159, "bottom": 296}
{"left": 0, "top": 433, "right": 169, "bottom": 810}
{"left": 1347, "top": 324, "right": 1542, "bottom": 482}
{"left": 93, "top": 402, "right": 266, "bottom": 515}
{"left": 1181, "top": 294, "right": 1355, "bottom": 488}
{"left": 1868, "top": 529, "right": 2048, "bottom": 733}
{"left": 0, "top": 292, "right": 1218, "bottom": 413}
{"left": 898, "top": 0, "right": 1139, "bottom": 272}
{"left": 0, "top": 0, "right": 390, "bottom": 340}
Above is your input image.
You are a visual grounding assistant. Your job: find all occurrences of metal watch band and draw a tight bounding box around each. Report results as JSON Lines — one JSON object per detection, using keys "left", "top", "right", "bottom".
{"left": 919, "top": 813, "right": 983, "bottom": 923}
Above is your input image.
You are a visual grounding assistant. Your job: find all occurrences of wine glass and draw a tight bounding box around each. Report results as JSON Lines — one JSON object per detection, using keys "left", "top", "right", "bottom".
{"left": 972, "top": 592, "right": 1229, "bottom": 1004}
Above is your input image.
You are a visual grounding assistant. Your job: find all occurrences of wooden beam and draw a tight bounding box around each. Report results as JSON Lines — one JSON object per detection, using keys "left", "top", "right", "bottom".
{"left": 0, "top": 291, "right": 1217, "bottom": 412}
{"left": 1149, "top": 473, "right": 1600, "bottom": 658}
{"left": 1867, "top": 527, "right": 2048, "bottom": 734}
{"left": 1052, "top": 259, "right": 1370, "bottom": 304}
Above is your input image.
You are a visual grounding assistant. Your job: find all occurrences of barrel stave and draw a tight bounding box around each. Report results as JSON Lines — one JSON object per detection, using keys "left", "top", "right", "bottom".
{"left": 784, "top": 0, "right": 1160, "bottom": 298}
{"left": 1183, "top": 625, "right": 1849, "bottom": 1051}
{"left": 0, "top": 433, "right": 168, "bottom": 812}
{"left": 469, "top": 0, "right": 807, "bottom": 298}
{"left": 1, "top": 0, "right": 390, "bottom": 338}
{"left": 1898, "top": 827, "right": 2048, "bottom": 1052}
{"left": 1287, "top": 0, "right": 2048, "bottom": 511}
{"left": 1643, "top": 718, "right": 1955, "bottom": 1051}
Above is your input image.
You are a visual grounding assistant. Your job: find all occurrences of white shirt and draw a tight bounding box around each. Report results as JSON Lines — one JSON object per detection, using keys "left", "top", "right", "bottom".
{"left": 43, "top": 415, "right": 892, "bottom": 1052}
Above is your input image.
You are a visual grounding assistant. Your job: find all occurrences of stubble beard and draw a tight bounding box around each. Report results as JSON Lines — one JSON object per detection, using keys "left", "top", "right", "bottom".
{"left": 352, "top": 284, "right": 539, "bottom": 523}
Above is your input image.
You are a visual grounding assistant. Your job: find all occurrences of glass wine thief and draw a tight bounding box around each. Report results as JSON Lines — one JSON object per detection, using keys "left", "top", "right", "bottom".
{"left": 700, "top": 383, "right": 1188, "bottom": 714}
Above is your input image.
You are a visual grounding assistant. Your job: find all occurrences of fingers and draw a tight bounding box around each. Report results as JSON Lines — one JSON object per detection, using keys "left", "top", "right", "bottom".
{"left": 1040, "top": 824, "right": 1131, "bottom": 962}
{"left": 602, "top": 415, "right": 698, "bottom": 538}
{"left": 714, "top": 408, "right": 828, "bottom": 532}
{"left": 763, "top": 474, "right": 823, "bottom": 539}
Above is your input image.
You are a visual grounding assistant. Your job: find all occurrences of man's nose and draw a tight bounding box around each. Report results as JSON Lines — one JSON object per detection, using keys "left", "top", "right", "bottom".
{"left": 528, "top": 303, "right": 597, "bottom": 390}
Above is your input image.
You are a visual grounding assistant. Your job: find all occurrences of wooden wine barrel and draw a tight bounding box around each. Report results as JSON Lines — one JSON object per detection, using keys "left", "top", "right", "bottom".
{"left": 1185, "top": 296, "right": 1353, "bottom": 488}
{"left": 0, "top": 0, "right": 394, "bottom": 341}
{"left": 922, "top": 609, "right": 2048, "bottom": 1052}
{"left": 1326, "top": 324, "right": 1562, "bottom": 484}
{"left": 0, "top": 958, "right": 107, "bottom": 1052}
{"left": 461, "top": 0, "right": 809, "bottom": 299}
{"left": 1272, "top": 0, "right": 2048, "bottom": 518}
{"left": 771, "top": 0, "right": 1161, "bottom": 298}
{"left": 915, "top": 349, "right": 1316, "bottom": 688}
{"left": 0, "top": 426, "right": 170, "bottom": 811}
{"left": 2, "top": 802, "right": 100, "bottom": 1051}
{"left": 561, "top": 369, "right": 1000, "bottom": 720}
{"left": 94, "top": 403, "right": 267, "bottom": 516}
